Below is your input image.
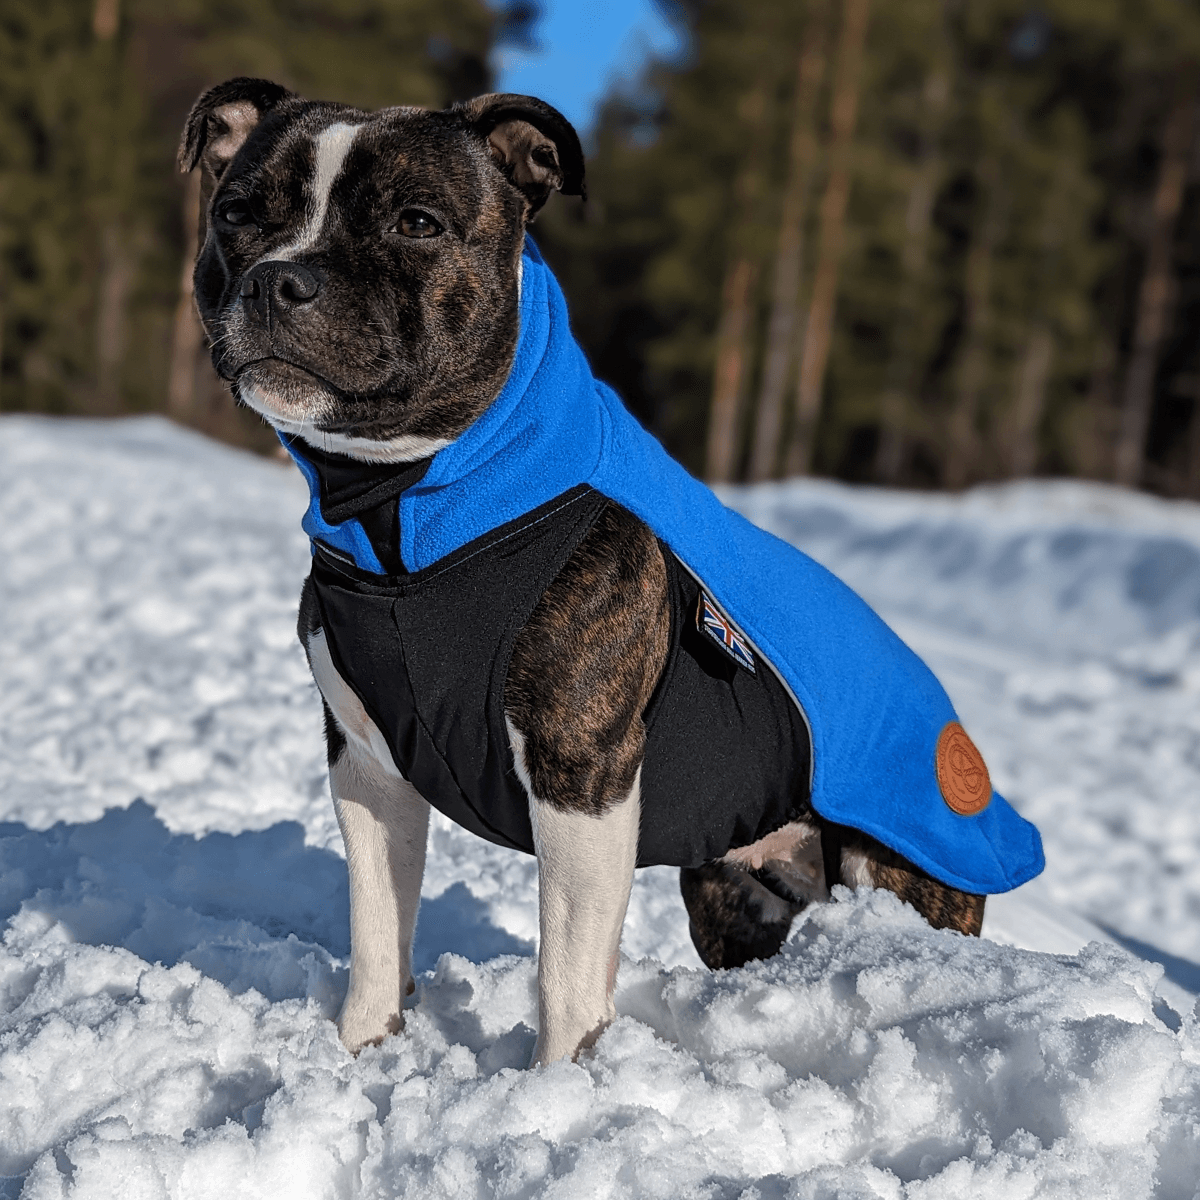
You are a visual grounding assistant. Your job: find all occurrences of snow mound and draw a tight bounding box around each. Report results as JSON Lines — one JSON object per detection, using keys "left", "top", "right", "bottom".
{"left": 3, "top": 416, "right": 1200, "bottom": 1197}
{"left": 5, "top": 875, "right": 1198, "bottom": 1199}
{"left": 0, "top": 416, "right": 325, "bottom": 843}
{"left": 728, "top": 476, "right": 1200, "bottom": 657}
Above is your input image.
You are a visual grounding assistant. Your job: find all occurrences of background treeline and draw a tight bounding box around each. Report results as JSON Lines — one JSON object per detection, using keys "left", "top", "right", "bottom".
{"left": 4, "top": 1, "right": 1200, "bottom": 495}
{"left": 539, "top": 0, "right": 1200, "bottom": 494}
{"left": 0, "top": 0, "right": 528, "bottom": 448}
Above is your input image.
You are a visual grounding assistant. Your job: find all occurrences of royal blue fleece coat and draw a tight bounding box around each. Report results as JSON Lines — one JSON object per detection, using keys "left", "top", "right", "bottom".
{"left": 288, "top": 240, "right": 1044, "bottom": 895}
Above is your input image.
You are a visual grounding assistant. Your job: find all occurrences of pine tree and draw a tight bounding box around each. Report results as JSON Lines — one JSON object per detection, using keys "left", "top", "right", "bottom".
{"left": 745, "top": 0, "right": 829, "bottom": 483}
{"left": 786, "top": 0, "right": 871, "bottom": 477}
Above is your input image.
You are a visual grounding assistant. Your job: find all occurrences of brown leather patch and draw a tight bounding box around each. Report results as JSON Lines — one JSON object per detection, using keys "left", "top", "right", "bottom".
{"left": 936, "top": 722, "right": 991, "bottom": 816}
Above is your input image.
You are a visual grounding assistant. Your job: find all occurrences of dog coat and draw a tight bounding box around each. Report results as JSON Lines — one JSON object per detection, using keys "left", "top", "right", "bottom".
{"left": 285, "top": 241, "right": 1044, "bottom": 895}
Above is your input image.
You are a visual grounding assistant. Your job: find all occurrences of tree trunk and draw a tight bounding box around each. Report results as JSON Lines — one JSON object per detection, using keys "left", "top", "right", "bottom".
{"left": 168, "top": 169, "right": 204, "bottom": 422}
{"left": 1061, "top": 337, "right": 1118, "bottom": 479}
{"left": 92, "top": 0, "right": 119, "bottom": 40}
{"left": 1006, "top": 143, "right": 1078, "bottom": 478}
{"left": 1114, "top": 71, "right": 1197, "bottom": 488}
{"left": 1008, "top": 325, "right": 1054, "bottom": 477}
{"left": 875, "top": 64, "right": 950, "bottom": 483}
{"left": 94, "top": 222, "right": 133, "bottom": 412}
{"left": 707, "top": 257, "right": 758, "bottom": 482}
{"left": 1187, "top": 391, "right": 1200, "bottom": 498}
{"left": 90, "top": 0, "right": 126, "bottom": 412}
{"left": 785, "top": 0, "right": 872, "bottom": 477}
{"left": 706, "top": 258, "right": 758, "bottom": 482}
{"left": 945, "top": 153, "right": 1005, "bottom": 490}
{"left": 706, "top": 84, "right": 768, "bottom": 483}
{"left": 746, "top": 2, "right": 829, "bottom": 482}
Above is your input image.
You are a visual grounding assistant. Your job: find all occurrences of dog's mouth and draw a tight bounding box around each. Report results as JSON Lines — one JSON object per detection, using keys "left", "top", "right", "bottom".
{"left": 235, "top": 358, "right": 345, "bottom": 430}
{"left": 235, "top": 358, "right": 427, "bottom": 450}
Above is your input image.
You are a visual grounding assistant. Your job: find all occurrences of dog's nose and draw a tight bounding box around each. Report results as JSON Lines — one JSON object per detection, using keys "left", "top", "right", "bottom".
{"left": 241, "top": 261, "right": 323, "bottom": 324}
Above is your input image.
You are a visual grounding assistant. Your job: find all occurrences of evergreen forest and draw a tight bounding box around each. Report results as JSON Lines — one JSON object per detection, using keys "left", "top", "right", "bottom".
{"left": 4, "top": 0, "right": 1200, "bottom": 495}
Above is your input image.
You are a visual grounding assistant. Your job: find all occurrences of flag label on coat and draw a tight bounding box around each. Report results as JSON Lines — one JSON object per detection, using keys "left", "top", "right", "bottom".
{"left": 697, "top": 591, "right": 756, "bottom": 674}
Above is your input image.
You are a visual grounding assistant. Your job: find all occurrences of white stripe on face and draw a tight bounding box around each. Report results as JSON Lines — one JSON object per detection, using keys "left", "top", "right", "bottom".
{"left": 273, "top": 121, "right": 360, "bottom": 260}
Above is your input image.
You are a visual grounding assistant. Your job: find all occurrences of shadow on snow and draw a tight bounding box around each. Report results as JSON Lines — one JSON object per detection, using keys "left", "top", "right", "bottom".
{"left": 0, "top": 799, "right": 532, "bottom": 1005}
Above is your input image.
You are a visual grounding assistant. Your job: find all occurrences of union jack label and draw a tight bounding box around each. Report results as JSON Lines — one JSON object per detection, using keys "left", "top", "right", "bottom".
{"left": 696, "top": 591, "right": 756, "bottom": 674}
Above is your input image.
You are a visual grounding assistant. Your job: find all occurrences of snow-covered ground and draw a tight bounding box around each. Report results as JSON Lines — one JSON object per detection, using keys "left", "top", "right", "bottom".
{"left": 2, "top": 414, "right": 1198, "bottom": 1199}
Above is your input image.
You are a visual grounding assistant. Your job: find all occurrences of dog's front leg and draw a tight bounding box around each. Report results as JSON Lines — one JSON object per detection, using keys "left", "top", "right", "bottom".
{"left": 331, "top": 750, "right": 430, "bottom": 1052}
{"left": 504, "top": 502, "right": 669, "bottom": 1065}
{"left": 507, "top": 721, "right": 640, "bottom": 1066}
{"left": 307, "top": 625, "right": 430, "bottom": 1053}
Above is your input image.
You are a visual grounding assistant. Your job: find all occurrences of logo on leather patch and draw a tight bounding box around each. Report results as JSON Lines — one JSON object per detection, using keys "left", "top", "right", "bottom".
{"left": 696, "top": 591, "right": 756, "bottom": 674}
{"left": 936, "top": 722, "right": 991, "bottom": 816}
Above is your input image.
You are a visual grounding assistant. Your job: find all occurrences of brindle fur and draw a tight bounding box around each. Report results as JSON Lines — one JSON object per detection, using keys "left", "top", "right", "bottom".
{"left": 844, "top": 828, "right": 986, "bottom": 936}
{"left": 680, "top": 862, "right": 805, "bottom": 970}
{"left": 506, "top": 501, "right": 669, "bottom": 816}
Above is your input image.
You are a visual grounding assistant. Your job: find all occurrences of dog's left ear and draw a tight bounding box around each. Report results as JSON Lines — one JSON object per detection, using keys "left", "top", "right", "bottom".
{"left": 457, "top": 94, "right": 586, "bottom": 218}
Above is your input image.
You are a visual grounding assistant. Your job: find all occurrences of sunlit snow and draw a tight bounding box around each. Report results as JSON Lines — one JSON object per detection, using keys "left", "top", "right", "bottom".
{"left": 2, "top": 415, "right": 1198, "bottom": 1199}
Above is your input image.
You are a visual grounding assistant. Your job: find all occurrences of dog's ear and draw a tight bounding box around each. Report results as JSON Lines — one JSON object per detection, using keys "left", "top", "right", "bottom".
{"left": 178, "top": 77, "right": 294, "bottom": 182}
{"left": 457, "top": 94, "right": 586, "bottom": 218}
{"left": 179, "top": 78, "right": 294, "bottom": 247}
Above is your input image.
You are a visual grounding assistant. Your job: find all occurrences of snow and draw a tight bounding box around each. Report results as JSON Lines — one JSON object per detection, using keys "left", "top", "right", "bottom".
{"left": 2, "top": 414, "right": 1199, "bottom": 1199}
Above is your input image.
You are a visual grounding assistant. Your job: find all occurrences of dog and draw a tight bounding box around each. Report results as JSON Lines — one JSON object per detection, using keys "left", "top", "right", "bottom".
{"left": 178, "top": 78, "right": 1044, "bottom": 1066}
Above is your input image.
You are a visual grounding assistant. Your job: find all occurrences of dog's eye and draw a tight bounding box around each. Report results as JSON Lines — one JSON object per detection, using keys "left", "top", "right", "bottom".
{"left": 218, "top": 199, "right": 255, "bottom": 227}
{"left": 395, "top": 209, "right": 443, "bottom": 239}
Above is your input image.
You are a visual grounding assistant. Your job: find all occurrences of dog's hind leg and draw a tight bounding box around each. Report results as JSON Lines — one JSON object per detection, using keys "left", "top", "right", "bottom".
{"left": 682, "top": 818, "right": 984, "bottom": 969}
{"left": 306, "top": 622, "right": 430, "bottom": 1053}
{"left": 836, "top": 828, "right": 986, "bottom": 935}
{"left": 680, "top": 861, "right": 805, "bottom": 970}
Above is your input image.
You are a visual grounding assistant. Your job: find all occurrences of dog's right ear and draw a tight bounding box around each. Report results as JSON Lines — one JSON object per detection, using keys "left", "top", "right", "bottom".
{"left": 178, "top": 77, "right": 294, "bottom": 183}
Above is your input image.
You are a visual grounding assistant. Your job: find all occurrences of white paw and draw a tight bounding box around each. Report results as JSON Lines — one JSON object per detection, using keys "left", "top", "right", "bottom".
{"left": 337, "top": 982, "right": 410, "bottom": 1054}
{"left": 529, "top": 1008, "right": 613, "bottom": 1067}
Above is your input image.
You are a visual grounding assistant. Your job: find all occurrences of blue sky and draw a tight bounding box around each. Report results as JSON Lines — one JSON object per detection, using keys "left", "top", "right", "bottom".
{"left": 492, "top": 0, "right": 684, "bottom": 136}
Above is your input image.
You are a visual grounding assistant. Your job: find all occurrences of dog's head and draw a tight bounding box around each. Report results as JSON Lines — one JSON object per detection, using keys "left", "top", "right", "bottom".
{"left": 179, "top": 78, "right": 584, "bottom": 460}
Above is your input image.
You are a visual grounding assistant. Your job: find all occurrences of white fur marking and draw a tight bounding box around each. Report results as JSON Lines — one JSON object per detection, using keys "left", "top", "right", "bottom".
{"left": 308, "top": 628, "right": 402, "bottom": 777}
{"left": 840, "top": 846, "right": 874, "bottom": 889}
{"left": 243, "top": 382, "right": 452, "bottom": 462}
{"left": 290, "top": 424, "right": 451, "bottom": 463}
{"left": 271, "top": 121, "right": 360, "bottom": 261}
{"left": 240, "top": 381, "right": 452, "bottom": 462}
{"left": 331, "top": 747, "right": 430, "bottom": 1054}
{"left": 506, "top": 717, "right": 640, "bottom": 1066}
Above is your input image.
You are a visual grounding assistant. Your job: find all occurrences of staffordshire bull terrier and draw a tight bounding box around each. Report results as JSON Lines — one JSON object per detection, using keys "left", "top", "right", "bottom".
{"left": 178, "top": 78, "right": 1044, "bottom": 1066}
